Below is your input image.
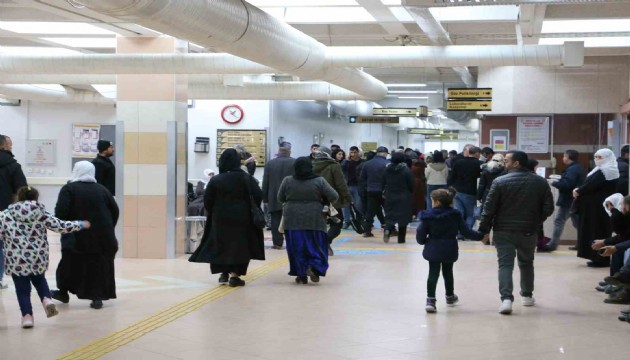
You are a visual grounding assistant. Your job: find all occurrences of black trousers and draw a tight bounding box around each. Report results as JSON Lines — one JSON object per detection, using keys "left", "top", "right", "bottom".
{"left": 427, "top": 261, "right": 454, "bottom": 298}
{"left": 270, "top": 210, "right": 284, "bottom": 246}
{"left": 364, "top": 191, "right": 385, "bottom": 233}
{"left": 327, "top": 208, "right": 344, "bottom": 245}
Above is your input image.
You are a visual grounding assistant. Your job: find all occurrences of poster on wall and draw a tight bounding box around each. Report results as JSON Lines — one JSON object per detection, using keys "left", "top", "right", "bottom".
{"left": 26, "top": 139, "right": 56, "bottom": 166}
{"left": 490, "top": 129, "right": 510, "bottom": 152}
{"left": 72, "top": 124, "right": 101, "bottom": 158}
{"left": 216, "top": 129, "right": 267, "bottom": 167}
{"left": 517, "top": 117, "right": 549, "bottom": 153}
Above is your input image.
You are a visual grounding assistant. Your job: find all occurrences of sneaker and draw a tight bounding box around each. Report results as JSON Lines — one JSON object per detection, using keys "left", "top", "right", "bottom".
{"left": 383, "top": 229, "right": 391, "bottom": 243}
{"left": 228, "top": 277, "right": 245, "bottom": 287}
{"left": 446, "top": 294, "right": 459, "bottom": 306}
{"left": 295, "top": 276, "right": 308, "bottom": 284}
{"left": 621, "top": 308, "right": 630, "bottom": 315}
{"left": 42, "top": 298, "right": 59, "bottom": 318}
{"left": 606, "top": 285, "right": 622, "bottom": 295}
{"left": 51, "top": 290, "right": 69, "bottom": 304}
{"left": 90, "top": 299, "right": 103, "bottom": 309}
{"left": 21, "top": 314, "right": 34, "bottom": 329}
{"left": 599, "top": 281, "right": 608, "bottom": 287}
{"left": 425, "top": 298, "right": 437, "bottom": 313}
{"left": 618, "top": 314, "right": 630, "bottom": 322}
{"left": 522, "top": 296, "right": 536, "bottom": 307}
{"left": 218, "top": 272, "right": 229, "bottom": 284}
{"left": 306, "top": 267, "right": 320, "bottom": 283}
{"left": 499, "top": 299, "right": 513, "bottom": 315}
{"left": 328, "top": 245, "right": 334, "bottom": 256}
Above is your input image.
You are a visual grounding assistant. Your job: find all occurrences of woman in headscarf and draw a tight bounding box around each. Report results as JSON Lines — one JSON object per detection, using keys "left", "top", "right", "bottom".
{"left": 477, "top": 153, "right": 506, "bottom": 213}
{"left": 277, "top": 157, "right": 338, "bottom": 284}
{"left": 573, "top": 148, "right": 619, "bottom": 267}
{"left": 383, "top": 152, "right": 414, "bottom": 243}
{"left": 425, "top": 150, "right": 449, "bottom": 210}
{"left": 51, "top": 161, "right": 119, "bottom": 309}
{"left": 189, "top": 149, "right": 265, "bottom": 286}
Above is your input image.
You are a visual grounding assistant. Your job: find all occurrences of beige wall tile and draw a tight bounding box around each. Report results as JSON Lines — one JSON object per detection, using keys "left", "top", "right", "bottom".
{"left": 137, "top": 226, "right": 167, "bottom": 259}
{"left": 124, "top": 195, "right": 138, "bottom": 227}
{"left": 124, "top": 132, "right": 139, "bottom": 164}
{"left": 137, "top": 195, "right": 167, "bottom": 228}
{"left": 138, "top": 102, "right": 174, "bottom": 133}
{"left": 117, "top": 37, "right": 176, "bottom": 54}
{"left": 117, "top": 75, "right": 176, "bottom": 101}
{"left": 118, "top": 101, "right": 139, "bottom": 132}
{"left": 122, "top": 227, "right": 138, "bottom": 258}
{"left": 137, "top": 165, "right": 168, "bottom": 196}
{"left": 123, "top": 164, "right": 139, "bottom": 196}
{"left": 138, "top": 133, "right": 168, "bottom": 164}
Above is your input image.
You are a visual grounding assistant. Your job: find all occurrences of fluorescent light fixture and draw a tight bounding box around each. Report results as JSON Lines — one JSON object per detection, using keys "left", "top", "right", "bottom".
{"left": 388, "top": 90, "right": 439, "bottom": 94}
{"left": 249, "top": 0, "right": 357, "bottom": 5}
{"left": 283, "top": 7, "right": 375, "bottom": 23}
{"left": 386, "top": 83, "right": 427, "bottom": 87}
{"left": 389, "top": 7, "right": 414, "bottom": 22}
{"left": 0, "top": 21, "right": 115, "bottom": 35}
{"left": 0, "top": 46, "right": 81, "bottom": 55}
{"left": 41, "top": 37, "right": 117, "bottom": 48}
{"left": 381, "top": 0, "right": 402, "bottom": 5}
{"left": 429, "top": 5, "right": 519, "bottom": 22}
{"left": 398, "top": 96, "right": 428, "bottom": 99}
{"left": 92, "top": 85, "right": 117, "bottom": 99}
{"left": 31, "top": 84, "right": 65, "bottom": 92}
{"left": 542, "top": 19, "right": 630, "bottom": 34}
{"left": 297, "top": 100, "right": 316, "bottom": 102}
{"left": 539, "top": 37, "right": 630, "bottom": 47}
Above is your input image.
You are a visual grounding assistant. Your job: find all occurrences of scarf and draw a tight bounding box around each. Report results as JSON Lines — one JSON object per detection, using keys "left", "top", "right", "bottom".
{"left": 588, "top": 148, "right": 620, "bottom": 180}
{"left": 71, "top": 161, "right": 97, "bottom": 183}
{"left": 293, "top": 157, "right": 319, "bottom": 180}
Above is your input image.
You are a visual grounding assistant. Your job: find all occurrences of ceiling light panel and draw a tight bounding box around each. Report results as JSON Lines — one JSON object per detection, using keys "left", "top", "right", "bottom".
{"left": 0, "top": 46, "right": 81, "bottom": 55}
{"left": 248, "top": 0, "right": 357, "bottom": 6}
{"left": 429, "top": 5, "right": 519, "bottom": 22}
{"left": 542, "top": 19, "right": 630, "bottom": 34}
{"left": 381, "top": 0, "right": 402, "bottom": 4}
{"left": 539, "top": 37, "right": 630, "bottom": 47}
{"left": 283, "top": 7, "right": 376, "bottom": 23}
{"left": 0, "top": 21, "right": 115, "bottom": 35}
{"left": 41, "top": 37, "right": 117, "bottom": 48}
{"left": 389, "top": 7, "right": 414, "bottom": 22}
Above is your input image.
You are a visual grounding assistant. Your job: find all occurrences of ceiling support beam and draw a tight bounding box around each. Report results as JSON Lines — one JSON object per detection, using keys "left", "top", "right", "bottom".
{"left": 517, "top": 4, "right": 547, "bottom": 45}
{"left": 356, "top": 0, "right": 410, "bottom": 36}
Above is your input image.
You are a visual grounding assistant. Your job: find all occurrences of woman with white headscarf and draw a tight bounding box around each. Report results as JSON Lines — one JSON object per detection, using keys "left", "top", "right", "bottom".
{"left": 51, "top": 161, "right": 119, "bottom": 309}
{"left": 573, "top": 149, "right": 619, "bottom": 267}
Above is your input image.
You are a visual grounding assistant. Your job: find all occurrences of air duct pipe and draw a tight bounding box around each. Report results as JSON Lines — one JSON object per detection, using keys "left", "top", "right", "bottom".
{"left": 0, "top": 74, "right": 228, "bottom": 84}
{"left": 189, "top": 82, "right": 366, "bottom": 101}
{"left": 0, "top": 84, "right": 113, "bottom": 104}
{"left": 74, "top": 0, "right": 388, "bottom": 100}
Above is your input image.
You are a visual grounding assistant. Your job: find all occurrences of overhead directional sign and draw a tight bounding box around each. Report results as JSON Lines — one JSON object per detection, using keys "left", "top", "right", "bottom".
{"left": 447, "top": 100, "right": 492, "bottom": 111}
{"left": 349, "top": 116, "right": 399, "bottom": 124}
{"left": 406, "top": 128, "right": 443, "bottom": 135}
{"left": 373, "top": 108, "right": 417, "bottom": 116}
{"left": 447, "top": 88, "right": 493, "bottom": 99}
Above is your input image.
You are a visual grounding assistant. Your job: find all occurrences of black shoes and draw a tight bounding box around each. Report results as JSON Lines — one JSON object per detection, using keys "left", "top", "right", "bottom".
{"left": 306, "top": 267, "right": 320, "bottom": 283}
{"left": 51, "top": 290, "right": 69, "bottom": 304}
{"left": 271, "top": 245, "right": 283, "bottom": 250}
{"left": 90, "top": 299, "right": 103, "bottom": 309}
{"left": 604, "top": 272, "right": 630, "bottom": 288}
{"left": 425, "top": 298, "right": 437, "bottom": 313}
{"left": 218, "top": 272, "right": 229, "bottom": 284}
{"left": 363, "top": 232, "right": 374, "bottom": 238}
{"left": 604, "top": 290, "right": 630, "bottom": 304}
{"left": 295, "top": 276, "right": 308, "bottom": 284}
{"left": 383, "top": 229, "right": 391, "bottom": 243}
{"left": 228, "top": 277, "right": 246, "bottom": 287}
{"left": 446, "top": 294, "right": 459, "bottom": 306}
{"left": 568, "top": 246, "right": 578, "bottom": 250}
{"left": 587, "top": 261, "right": 609, "bottom": 268}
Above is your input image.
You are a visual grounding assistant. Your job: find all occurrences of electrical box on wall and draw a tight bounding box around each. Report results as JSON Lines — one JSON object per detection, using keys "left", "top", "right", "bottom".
{"left": 194, "top": 137, "right": 210, "bottom": 153}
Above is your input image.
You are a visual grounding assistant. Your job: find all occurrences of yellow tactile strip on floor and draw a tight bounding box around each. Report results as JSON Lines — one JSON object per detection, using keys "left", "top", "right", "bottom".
{"left": 57, "top": 256, "right": 289, "bottom": 360}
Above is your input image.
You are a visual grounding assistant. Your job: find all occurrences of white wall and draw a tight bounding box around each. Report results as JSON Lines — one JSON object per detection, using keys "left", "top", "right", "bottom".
{"left": 479, "top": 56, "right": 630, "bottom": 114}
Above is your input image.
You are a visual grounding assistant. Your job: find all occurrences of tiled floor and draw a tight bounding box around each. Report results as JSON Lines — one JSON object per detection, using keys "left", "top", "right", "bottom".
{"left": 1, "top": 229, "right": 628, "bottom": 360}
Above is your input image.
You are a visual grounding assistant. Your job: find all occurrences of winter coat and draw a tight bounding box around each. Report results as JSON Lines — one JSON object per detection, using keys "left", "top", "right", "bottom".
{"left": 278, "top": 176, "right": 339, "bottom": 232}
{"left": 189, "top": 169, "right": 265, "bottom": 265}
{"left": 92, "top": 155, "right": 116, "bottom": 195}
{"left": 447, "top": 157, "right": 482, "bottom": 196}
{"left": 617, "top": 157, "right": 629, "bottom": 196}
{"left": 383, "top": 163, "right": 414, "bottom": 225}
{"left": 342, "top": 158, "right": 363, "bottom": 186}
{"left": 262, "top": 154, "right": 295, "bottom": 212}
{"left": 360, "top": 156, "right": 390, "bottom": 193}
{"left": 1, "top": 201, "right": 82, "bottom": 276}
{"left": 604, "top": 208, "right": 630, "bottom": 252}
{"left": 416, "top": 207, "right": 482, "bottom": 262}
{"left": 312, "top": 157, "right": 352, "bottom": 208}
{"left": 0, "top": 150, "right": 27, "bottom": 211}
{"left": 550, "top": 161, "right": 586, "bottom": 208}
{"left": 479, "top": 168, "right": 554, "bottom": 234}
{"left": 412, "top": 160, "right": 427, "bottom": 214}
{"left": 425, "top": 162, "right": 448, "bottom": 186}
{"left": 477, "top": 165, "right": 506, "bottom": 204}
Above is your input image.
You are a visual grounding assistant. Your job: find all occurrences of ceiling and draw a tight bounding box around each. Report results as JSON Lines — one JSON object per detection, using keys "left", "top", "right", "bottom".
{"left": 0, "top": 0, "right": 628, "bottom": 104}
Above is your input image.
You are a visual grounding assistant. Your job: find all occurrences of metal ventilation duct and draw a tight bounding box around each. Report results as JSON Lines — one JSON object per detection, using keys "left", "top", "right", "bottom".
{"left": 403, "top": 0, "right": 630, "bottom": 6}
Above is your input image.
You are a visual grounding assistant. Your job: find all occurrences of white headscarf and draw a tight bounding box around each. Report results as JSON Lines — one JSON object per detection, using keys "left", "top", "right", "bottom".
{"left": 201, "top": 169, "right": 216, "bottom": 188}
{"left": 588, "top": 148, "right": 620, "bottom": 180}
{"left": 72, "top": 161, "right": 97, "bottom": 183}
{"left": 603, "top": 193, "right": 624, "bottom": 216}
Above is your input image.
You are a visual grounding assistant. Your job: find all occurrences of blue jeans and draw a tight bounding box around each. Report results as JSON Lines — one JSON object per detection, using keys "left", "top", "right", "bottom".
{"left": 426, "top": 184, "right": 447, "bottom": 210}
{"left": 548, "top": 205, "right": 578, "bottom": 249}
{"left": 454, "top": 192, "right": 477, "bottom": 230}
{"left": 343, "top": 185, "right": 362, "bottom": 226}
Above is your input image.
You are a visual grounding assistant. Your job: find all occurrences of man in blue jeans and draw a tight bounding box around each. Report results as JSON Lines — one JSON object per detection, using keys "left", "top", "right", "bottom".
{"left": 448, "top": 145, "right": 482, "bottom": 238}
{"left": 541, "top": 149, "right": 585, "bottom": 252}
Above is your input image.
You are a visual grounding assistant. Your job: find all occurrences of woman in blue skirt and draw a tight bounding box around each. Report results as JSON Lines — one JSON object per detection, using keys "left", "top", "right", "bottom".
{"left": 278, "top": 157, "right": 338, "bottom": 284}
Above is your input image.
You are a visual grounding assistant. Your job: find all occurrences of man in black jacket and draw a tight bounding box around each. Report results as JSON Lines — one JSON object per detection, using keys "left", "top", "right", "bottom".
{"left": 479, "top": 151, "right": 554, "bottom": 315}
{"left": 262, "top": 142, "right": 295, "bottom": 249}
{"left": 617, "top": 145, "right": 629, "bottom": 196}
{"left": 92, "top": 140, "right": 116, "bottom": 195}
{"left": 448, "top": 145, "right": 482, "bottom": 237}
{"left": 542, "top": 149, "right": 586, "bottom": 252}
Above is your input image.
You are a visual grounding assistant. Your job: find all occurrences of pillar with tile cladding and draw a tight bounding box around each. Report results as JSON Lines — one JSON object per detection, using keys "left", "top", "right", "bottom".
{"left": 116, "top": 37, "right": 188, "bottom": 258}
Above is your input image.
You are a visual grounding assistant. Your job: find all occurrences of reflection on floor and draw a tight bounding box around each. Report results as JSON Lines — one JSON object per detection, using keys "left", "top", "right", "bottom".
{"left": 0, "top": 229, "right": 627, "bottom": 360}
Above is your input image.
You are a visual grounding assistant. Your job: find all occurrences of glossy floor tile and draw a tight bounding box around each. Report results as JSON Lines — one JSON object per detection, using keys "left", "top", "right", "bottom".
{"left": 0, "top": 228, "right": 628, "bottom": 360}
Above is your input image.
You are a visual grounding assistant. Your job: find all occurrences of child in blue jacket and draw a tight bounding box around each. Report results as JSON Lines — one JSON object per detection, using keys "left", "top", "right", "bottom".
{"left": 416, "top": 188, "right": 483, "bottom": 313}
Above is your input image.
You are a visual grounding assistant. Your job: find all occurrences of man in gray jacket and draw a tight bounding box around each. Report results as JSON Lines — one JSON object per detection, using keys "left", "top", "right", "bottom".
{"left": 262, "top": 142, "right": 295, "bottom": 249}
{"left": 479, "top": 151, "right": 554, "bottom": 315}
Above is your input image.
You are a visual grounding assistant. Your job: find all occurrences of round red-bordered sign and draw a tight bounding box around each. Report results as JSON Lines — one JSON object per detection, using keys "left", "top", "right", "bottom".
{"left": 221, "top": 104, "right": 244, "bottom": 124}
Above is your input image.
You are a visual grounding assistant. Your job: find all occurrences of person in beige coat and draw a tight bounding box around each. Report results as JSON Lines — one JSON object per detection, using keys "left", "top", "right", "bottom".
{"left": 425, "top": 151, "right": 449, "bottom": 210}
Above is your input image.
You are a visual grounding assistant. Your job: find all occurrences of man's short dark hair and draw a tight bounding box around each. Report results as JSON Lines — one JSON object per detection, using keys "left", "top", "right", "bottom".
{"left": 349, "top": 146, "right": 359, "bottom": 152}
{"left": 468, "top": 146, "right": 481, "bottom": 155}
{"left": 481, "top": 147, "right": 494, "bottom": 155}
{"left": 0, "top": 134, "right": 6, "bottom": 148}
{"left": 449, "top": 150, "right": 457, "bottom": 156}
{"left": 622, "top": 145, "right": 629, "bottom": 156}
{"left": 565, "top": 149, "right": 579, "bottom": 162}
{"left": 331, "top": 144, "right": 340, "bottom": 149}
{"left": 311, "top": 144, "right": 319, "bottom": 148}
{"left": 508, "top": 151, "right": 529, "bottom": 168}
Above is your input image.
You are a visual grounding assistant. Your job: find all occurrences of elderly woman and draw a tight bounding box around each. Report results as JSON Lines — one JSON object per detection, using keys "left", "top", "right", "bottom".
{"left": 574, "top": 148, "right": 619, "bottom": 267}
{"left": 189, "top": 149, "right": 265, "bottom": 286}
{"left": 278, "top": 157, "right": 338, "bottom": 284}
{"left": 51, "top": 161, "right": 119, "bottom": 310}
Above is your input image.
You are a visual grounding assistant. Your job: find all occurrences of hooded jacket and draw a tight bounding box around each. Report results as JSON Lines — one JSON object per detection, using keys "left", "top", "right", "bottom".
{"left": 0, "top": 150, "right": 27, "bottom": 211}
{"left": 425, "top": 162, "right": 448, "bottom": 185}
{"left": 1, "top": 201, "right": 82, "bottom": 276}
{"left": 312, "top": 157, "right": 352, "bottom": 208}
{"left": 477, "top": 164, "right": 507, "bottom": 203}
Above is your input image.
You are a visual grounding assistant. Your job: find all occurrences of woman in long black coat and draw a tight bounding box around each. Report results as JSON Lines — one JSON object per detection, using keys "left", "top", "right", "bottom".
{"left": 189, "top": 149, "right": 265, "bottom": 287}
{"left": 574, "top": 149, "right": 619, "bottom": 267}
{"left": 383, "top": 152, "right": 414, "bottom": 244}
{"left": 51, "top": 161, "right": 119, "bottom": 309}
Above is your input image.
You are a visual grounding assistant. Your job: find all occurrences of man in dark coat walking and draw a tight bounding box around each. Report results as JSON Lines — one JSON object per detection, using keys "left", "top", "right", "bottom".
{"left": 360, "top": 146, "right": 390, "bottom": 237}
{"left": 0, "top": 134, "right": 27, "bottom": 211}
{"left": 617, "top": 145, "right": 629, "bottom": 196}
{"left": 262, "top": 142, "right": 295, "bottom": 249}
{"left": 92, "top": 140, "right": 116, "bottom": 195}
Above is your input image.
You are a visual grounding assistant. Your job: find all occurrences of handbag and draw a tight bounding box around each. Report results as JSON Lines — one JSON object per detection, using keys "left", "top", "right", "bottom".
{"left": 348, "top": 203, "right": 365, "bottom": 234}
{"left": 243, "top": 174, "right": 266, "bottom": 229}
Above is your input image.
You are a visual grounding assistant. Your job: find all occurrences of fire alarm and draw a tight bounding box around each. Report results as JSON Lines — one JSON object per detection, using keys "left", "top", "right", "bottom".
{"left": 221, "top": 104, "right": 244, "bottom": 124}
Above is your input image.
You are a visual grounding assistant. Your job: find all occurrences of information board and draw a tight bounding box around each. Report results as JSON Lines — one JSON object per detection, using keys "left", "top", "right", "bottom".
{"left": 26, "top": 139, "right": 56, "bottom": 166}
{"left": 517, "top": 117, "right": 549, "bottom": 153}
{"left": 72, "top": 124, "right": 101, "bottom": 158}
{"left": 216, "top": 129, "right": 267, "bottom": 167}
